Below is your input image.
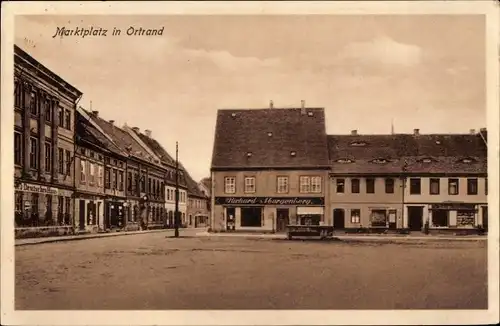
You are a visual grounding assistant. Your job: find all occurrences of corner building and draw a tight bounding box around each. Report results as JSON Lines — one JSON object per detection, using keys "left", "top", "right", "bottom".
{"left": 211, "top": 106, "right": 331, "bottom": 232}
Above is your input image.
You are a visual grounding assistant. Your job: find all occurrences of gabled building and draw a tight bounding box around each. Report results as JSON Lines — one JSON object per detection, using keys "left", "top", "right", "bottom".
{"left": 211, "top": 102, "right": 331, "bottom": 232}
{"left": 134, "top": 129, "right": 189, "bottom": 227}
{"left": 186, "top": 173, "right": 210, "bottom": 228}
{"left": 14, "top": 45, "right": 82, "bottom": 237}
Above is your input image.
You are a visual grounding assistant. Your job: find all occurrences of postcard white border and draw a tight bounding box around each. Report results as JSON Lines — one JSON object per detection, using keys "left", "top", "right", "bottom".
{"left": 1, "top": 1, "right": 499, "bottom": 325}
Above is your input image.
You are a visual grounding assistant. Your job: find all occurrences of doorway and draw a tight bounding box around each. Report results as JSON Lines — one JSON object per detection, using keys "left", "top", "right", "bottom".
{"left": 333, "top": 209, "right": 345, "bottom": 229}
{"left": 226, "top": 207, "right": 236, "bottom": 230}
{"left": 407, "top": 206, "right": 424, "bottom": 231}
{"left": 482, "top": 206, "right": 488, "bottom": 231}
{"left": 276, "top": 208, "right": 289, "bottom": 232}
{"left": 78, "top": 200, "right": 85, "bottom": 231}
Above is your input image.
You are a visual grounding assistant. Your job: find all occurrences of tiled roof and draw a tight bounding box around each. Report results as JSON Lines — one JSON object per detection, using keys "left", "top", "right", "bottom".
{"left": 76, "top": 111, "right": 124, "bottom": 156}
{"left": 328, "top": 133, "right": 487, "bottom": 175}
{"left": 184, "top": 171, "right": 207, "bottom": 198}
{"left": 137, "top": 134, "right": 176, "bottom": 166}
{"left": 200, "top": 177, "right": 212, "bottom": 192}
{"left": 211, "top": 108, "right": 330, "bottom": 169}
{"left": 85, "top": 110, "right": 151, "bottom": 162}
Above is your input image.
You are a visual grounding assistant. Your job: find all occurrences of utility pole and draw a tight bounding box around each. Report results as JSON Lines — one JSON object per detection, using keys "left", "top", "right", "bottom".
{"left": 174, "top": 141, "right": 179, "bottom": 238}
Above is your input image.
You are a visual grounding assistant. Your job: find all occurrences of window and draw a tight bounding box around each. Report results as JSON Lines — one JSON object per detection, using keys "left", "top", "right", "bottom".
{"left": 351, "top": 179, "right": 360, "bottom": 194}
{"left": 64, "top": 197, "right": 71, "bottom": 225}
{"left": 15, "top": 80, "right": 22, "bottom": 108}
{"left": 57, "top": 196, "right": 64, "bottom": 224}
{"left": 15, "top": 191, "right": 23, "bottom": 212}
{"left": 65, "top": 150, "right": 71, "bottom": 176}
{"left": 44, "top": 142, "right": 52, "bottom": 172}
{"left": 336, "top": 179, "right": 345, "bottom": 193}
{"left": 98, "top": 166, "right": 103, "bottom": 187}
{"left": 430, "top": 178, "right": 440, "bottom": 195}
{"left": 277, "top": 176, "right": 289, "bottom": 193}
{"left": 467, "top": 178, "right": 478, "bottom": 195}
{"left": 113, "top": 169, "right": 118, "bottom": 189}
{"left": 140, "top": 175, "right": 145, "bottom": 192}
{"left": 118, "top": 171, "right": 124, "bottom": 191}
{"left": 148, "top": 177, "right": 152, "bottom": 194}
{"left": 134, "top": 173, "right": 139, "bottom": 192}
{"left": 32, "top": 193, "right": 39, "bottom": 217}
{"left": 80, "top": 160, "right": 86, "bottom": 184}
{"left": 384, "top": 178, "right": 394, "bottom": 194}
{"left": 409, "top": 178, "right": 421, "bottom": 195}
{"left": 14, "top": 132, "right": 22, "bottom": 165}
{"left": 89, "top": 163, "right": 95, "bottom": 185}
{"left": 160, "top": 182, "right": 164, "bottom": 196}
{"left": 127, "top": 172, "right": 133, "bottom": 191}
{"left": 351, "top": 209, "right": 361, "bottom": 224}
{"left": 311, "top": 177, "right": 322, "bottom": 193}
{"left": 30, "top": 91, "right": 37, "bottom": 115}
{"left": 64, "top": 109, "right": 71, "bottom": 130}
{"left": 29, "top": 137, "right": 38, "bottom": 169}
{"left": 366, "top": 178, "right": 375, "bottom": 194}
{"left": 225, "top": 177, "right": 236, "bottom": 194}
{"left": 244, "top": 177, "right": 256, "bottom": 193}
{"left": 58, "top": 148, "right": 64, "bottom": 174}
{"left": 448, "top": 178, "right": 459, "bottom": 195}
{"left": 58, "top": 106, "right": 64, "bottom": 127}
{"left": 45, "top": 100, "right": 52, "bottom": 122}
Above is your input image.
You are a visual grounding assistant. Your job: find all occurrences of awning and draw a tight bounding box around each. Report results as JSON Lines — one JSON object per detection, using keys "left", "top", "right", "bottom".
{"left": 297, "top": 206, "right": 324, "bottom": 215}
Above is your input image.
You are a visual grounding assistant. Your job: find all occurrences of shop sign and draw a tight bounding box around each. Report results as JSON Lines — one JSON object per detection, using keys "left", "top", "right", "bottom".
{"left": 215, "top": 196, "right": 324, "bottom": 206}
{"left": 432, "top": 203, "right": 476, "bottom": 211}
{"left": 15, "top": 182, "right": 58, "bottom": 195}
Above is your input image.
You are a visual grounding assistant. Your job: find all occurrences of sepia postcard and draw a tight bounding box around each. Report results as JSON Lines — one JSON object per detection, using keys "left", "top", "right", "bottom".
{"left": 1, "top": 1, "right": 499, "bottom": 325}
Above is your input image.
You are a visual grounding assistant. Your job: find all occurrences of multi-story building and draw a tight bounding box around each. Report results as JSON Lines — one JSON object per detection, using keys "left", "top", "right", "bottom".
{"left": 135, "top": 130, "right": 189, "bottom": 227}
{"left": 186, "top": 173, "right": 210, "bottom": 228}
{"left": 210, "top": 104, "right": 331, "bottom": 232}
{"left": 328, "top": 131, "right": 405, "bottom": 230}
{"left": 402, "top": 129, "right": 488, "bottom": 233}
{"left": 14, "top": 45, "right": 82, "bottom": 236}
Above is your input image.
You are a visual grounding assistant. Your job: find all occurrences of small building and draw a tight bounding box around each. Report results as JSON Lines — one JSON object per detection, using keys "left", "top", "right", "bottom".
{"left": 210, "top": 104, "right": 331, "bottom": 232}
{"left": 186, "top": 173, "right": 210, "bottom": 228}
{"left": 328, "top": 132, "right": 405, "bottom": 231}
{"left": 14, "top": 45, "right": 82, "bottom": 238}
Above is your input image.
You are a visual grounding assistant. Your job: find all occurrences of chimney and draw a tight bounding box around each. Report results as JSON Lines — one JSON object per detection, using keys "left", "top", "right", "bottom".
{"left": 109, "top": 120, "right": 115, "bottom": 125}
{"left": 413, "top": 128, "right": 420, "bottom": 136}
{"left": 269, "top": 100, "right": 274, "bottom": 109}
{"left": 351, "top": 130, "right": 358, "bottom": 136}
{"left": 480, "top": 127, "right": 487, "bottom": 132}
{"left": 301, "top": 100, "right": 306, "bottom": 115}
{"left": 145, "top": 129, "right": 152, "bottom": 137}
{"left": 132, "top": 127, "right": 140, "bottom": 133}
{"left": 470, "top": 129, "right": 476, "bottom": 135}
{"left": 91, "top": 110, "right": 99, "bottom": 117}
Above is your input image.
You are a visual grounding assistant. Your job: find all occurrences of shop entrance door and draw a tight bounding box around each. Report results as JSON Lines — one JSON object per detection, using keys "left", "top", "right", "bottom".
{"left": 408, "top": 206, "right": 424, "bottom": 231}
{"left": 78, "top": 200, "right": 85, "bottom": 231}
{"left": 482, "top": 206, "right": 488, "bottom": 231}
{"left": 333, "top": 209, "right": 345, "bottom": 229}
{"left": 276, "top": 208, "right": 289, "bottom": 232}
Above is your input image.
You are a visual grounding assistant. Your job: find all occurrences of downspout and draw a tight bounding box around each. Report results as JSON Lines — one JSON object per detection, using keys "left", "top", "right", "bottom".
{"left": 72, "top": 93, "right": 83, "bottom": 234}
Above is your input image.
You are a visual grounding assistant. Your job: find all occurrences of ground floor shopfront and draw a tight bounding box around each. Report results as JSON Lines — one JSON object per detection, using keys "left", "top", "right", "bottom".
{"left": 405, "top": 202, "right": 488, "bottom": 233}
{"left": 14, "top": 180, "right": 73, "bottom": 228}
{"left": 74, "top": 192, "right": 105, "bottom": 233}
{"left": 212, "top": 197, "right": 326, "bottom": 232}
{"left": 329, "top": 203, "right": 403, "bottom": 230}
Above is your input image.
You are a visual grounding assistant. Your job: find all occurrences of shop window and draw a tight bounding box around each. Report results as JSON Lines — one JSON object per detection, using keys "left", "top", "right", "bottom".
{"left": 385, "top": 178, "right": 394, "bottom": 194}
{"left": 457, "top": 211, "right": 475, "bottom": 227}
{"left": 241, "top": 207, "right": 262, "bottom": 227}
{"left": 351, "top": 178, "right": 360, "bottom": 194}
{"left": 336, "top": 179, "right": 345, "bottom": 193}
{"left": 64, "top": 197, "right": 71, "bottom": 225}
{"left": 80, "top": 160, "right": 87, "bottom": 184}
{"left": 45, "top": 194, "right": 53, "bottom": 222}
{"left": 15, "top": 191, "right": 23, "bottom": 213}
{"left": 448, "top": 178, "right": 459, "bottom": 195}
{"left": 409, "top": 178, "right": 421, "bottom": 195}
{"left": 467, "top": 178, "right": 478, "bottom": 195}
{"left": 32, "top": 193, "right": 39, "bottom": 219}
{"left": 277, "top": 176, "right": 289, "bottom": 193}
{"left": 57, "top": 196, "right": 64, "bottom": 225}
{"left": 351, "top": 209, "right": 360, "bottom": 224}
{"left": 366, "top": 178, "right": 375, "bottom": 194}
{"left": 244, "top": 177, "right": 256, "bottom": 193}
{"left": 432, "top": 210, "right": 449, "bottom": 227}
{"left": 370, "top": 209, "right": 387, "bottom": 227}
{"left": 29, "top": 137, "right": 38, "bottom": 169}
{"left": 224, "top": 177, "right": 236, "bottom": 194}
{"left": 430, "top": 178, "right": 440, "bottom": 195}
{"left": 14, "top": 132, "right": 22, "bottom": 165}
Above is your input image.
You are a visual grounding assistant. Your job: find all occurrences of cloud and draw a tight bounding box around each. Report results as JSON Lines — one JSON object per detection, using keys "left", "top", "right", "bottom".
{"left": 183, "top": 48, "right": 281, "bottom": 71}
{"left": 338, "top": 36, "right": 422, "bottom": 67}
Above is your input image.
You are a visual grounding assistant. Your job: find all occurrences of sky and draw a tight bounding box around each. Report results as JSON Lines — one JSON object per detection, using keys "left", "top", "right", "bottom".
{"left": 14, "top": 14, "right": 486, "bottom": 181}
